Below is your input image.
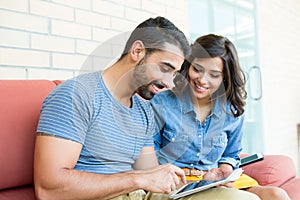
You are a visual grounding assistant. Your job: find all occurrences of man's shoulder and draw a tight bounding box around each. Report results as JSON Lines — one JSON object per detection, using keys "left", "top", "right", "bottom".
{"left": 66, "top": 71, "right": 100, "bottom": 86}
{"left": 56, "top": 71, "right": 102, "bottom": 93}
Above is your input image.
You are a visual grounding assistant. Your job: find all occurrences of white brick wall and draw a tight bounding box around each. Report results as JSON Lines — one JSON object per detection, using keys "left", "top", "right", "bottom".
{"left": 0, "top": 0, "right": 189, "bottom": 80}
{"left": 52, "top": 0, "right": 91, "bottom": 10}
{"left": 0, "top": 28, "right": 29, "bottom": 48}
{"left": 30, "top": 0, "right": 74, "bottom": 21}
{"left": 0, "top": 0, "right": 28, "bottom": 13}
{"left": 31, "top": 34, "right": 75, "bottom": 53}
{"left": 51, "top": 20, "right": 91, "bottom": 40}
{"left": 52, "top": 53, "right": 90, "bottom": 70}
{"left": 0, "top": 10, "right": 48, "bottom": 33}
{"left": 0, "top": 67, "right": 27, "bottom": 79}
{"left": 75, "top": 10, "right": 110, "bottom": 28}
{"left": 92, "top": 0, "right": 124, "bottom": 18}
{"left": 0, "top": 48, "right": 49, "bottom": 67}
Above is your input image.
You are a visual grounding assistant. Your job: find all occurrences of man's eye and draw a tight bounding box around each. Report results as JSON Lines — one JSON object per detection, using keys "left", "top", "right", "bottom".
{"left": 160, "top": 65, "right": 170, "bottom": 73}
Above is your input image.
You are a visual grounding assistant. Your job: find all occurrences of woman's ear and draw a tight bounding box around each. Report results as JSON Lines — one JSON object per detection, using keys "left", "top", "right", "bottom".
{"left": 130, "top": 40, "right": 145, "bottom": 62}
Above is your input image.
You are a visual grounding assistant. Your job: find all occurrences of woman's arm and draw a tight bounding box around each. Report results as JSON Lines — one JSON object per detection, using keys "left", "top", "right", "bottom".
{"left": 219, "top": 114, "right": 245, "bottom": 168}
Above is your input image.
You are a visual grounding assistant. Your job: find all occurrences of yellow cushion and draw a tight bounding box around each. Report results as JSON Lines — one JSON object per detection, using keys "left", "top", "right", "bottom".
{"left": 233, "top": 174, "right": 259, "bottom": 189}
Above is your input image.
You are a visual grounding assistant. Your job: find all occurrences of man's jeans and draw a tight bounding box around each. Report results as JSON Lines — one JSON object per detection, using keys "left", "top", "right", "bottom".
{"left": 111, "top": 188, "right": 260, "bottom": 200}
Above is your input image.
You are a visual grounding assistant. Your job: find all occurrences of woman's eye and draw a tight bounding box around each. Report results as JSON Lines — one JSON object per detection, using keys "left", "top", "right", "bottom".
{"left": 192, "top": 65, "right": 204, "bottom": 73}
{"left": 210, "top": 74, "right": 221, "bottom": 79}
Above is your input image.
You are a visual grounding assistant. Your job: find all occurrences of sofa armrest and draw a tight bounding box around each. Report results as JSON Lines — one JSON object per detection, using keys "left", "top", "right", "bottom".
{"left": 241, "top": 155, "right": 296, "bottom": 186}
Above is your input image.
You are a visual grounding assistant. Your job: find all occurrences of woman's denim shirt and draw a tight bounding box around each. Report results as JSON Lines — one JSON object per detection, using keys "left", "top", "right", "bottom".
{"left": 150, "top": 87, "right": 243, "bottom": 170}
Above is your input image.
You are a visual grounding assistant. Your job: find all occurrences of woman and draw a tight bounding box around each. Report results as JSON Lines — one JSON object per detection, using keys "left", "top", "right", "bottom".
{"left": 150, "top": 34, "right": 290, "bottom": 200}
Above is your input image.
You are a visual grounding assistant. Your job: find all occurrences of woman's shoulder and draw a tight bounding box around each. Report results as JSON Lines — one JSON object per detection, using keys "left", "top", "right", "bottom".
{"left": 225, "top": 102, "right": 245, "bottom": 123}
{"left": 216, "top": 100, "right": 244, "bottom": 119}
{"left": 150, "top": 89, "right": 179, "bottom": 105}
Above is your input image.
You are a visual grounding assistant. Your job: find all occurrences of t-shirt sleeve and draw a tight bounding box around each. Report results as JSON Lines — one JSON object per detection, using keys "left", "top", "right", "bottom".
{"left": 37, "top": 80, "right": 91, "bottom": 144}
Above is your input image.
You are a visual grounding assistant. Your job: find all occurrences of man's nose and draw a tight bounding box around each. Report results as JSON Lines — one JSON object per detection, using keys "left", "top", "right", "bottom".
{"left": 163, "top": 73, "right": 175, "bottom": 89}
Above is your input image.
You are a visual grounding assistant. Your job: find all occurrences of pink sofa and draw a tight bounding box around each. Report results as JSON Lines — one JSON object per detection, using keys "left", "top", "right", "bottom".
{"left": 0, "top": 80, "right": 299, "bottom": 200}
{"left": 241, "top": 154, "right": 300, "bottom": 200}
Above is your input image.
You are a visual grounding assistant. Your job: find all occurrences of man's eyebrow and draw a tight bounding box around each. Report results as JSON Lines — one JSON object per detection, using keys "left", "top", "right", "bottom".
{"left": 162, "top": 62, "right": 175, "bottom": 70}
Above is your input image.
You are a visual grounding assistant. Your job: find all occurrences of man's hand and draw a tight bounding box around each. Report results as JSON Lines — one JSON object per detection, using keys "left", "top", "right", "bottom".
{"left": 135, "top": 163, "right": 186, "bottom": 194}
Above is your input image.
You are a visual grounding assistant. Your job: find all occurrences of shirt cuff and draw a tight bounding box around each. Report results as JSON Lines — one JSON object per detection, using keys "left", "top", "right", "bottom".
{"left": 218, "top": 157, "right": 240, "bottom": 169}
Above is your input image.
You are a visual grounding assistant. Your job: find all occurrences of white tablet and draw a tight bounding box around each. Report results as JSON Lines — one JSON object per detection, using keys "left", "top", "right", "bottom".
{"left": 169, "top": 168, "right": 244, "bottom": 199}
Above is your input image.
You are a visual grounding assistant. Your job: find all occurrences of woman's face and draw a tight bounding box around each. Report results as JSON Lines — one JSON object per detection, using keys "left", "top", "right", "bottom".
{"left": 188, "top": 57, "right": 224, "bottom": 100}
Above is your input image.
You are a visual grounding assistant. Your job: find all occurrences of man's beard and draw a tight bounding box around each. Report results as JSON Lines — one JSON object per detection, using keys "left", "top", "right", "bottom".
{"left": 136, "top": 84, "right": 153, "bottom": 100}
{"left": 133, "top": 57, "right": 165, "bottom": 100}
{"left": 133, "top": 58, "right": 148, "bottom": 89}
{"left": 136, "top": 80, "right": 165, "bottom": 100}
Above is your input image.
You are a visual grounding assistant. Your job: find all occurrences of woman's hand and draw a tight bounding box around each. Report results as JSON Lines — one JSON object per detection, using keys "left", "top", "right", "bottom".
{"left": 202, "top": 164, "right": 234, "bottom": 188}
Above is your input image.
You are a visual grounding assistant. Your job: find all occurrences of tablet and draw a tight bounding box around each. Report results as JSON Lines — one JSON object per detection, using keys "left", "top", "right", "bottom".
{"left": 169, "top": 168, "right": 244, "bottom": 199}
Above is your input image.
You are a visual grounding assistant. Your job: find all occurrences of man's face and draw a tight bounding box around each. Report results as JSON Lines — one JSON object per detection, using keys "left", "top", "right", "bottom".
{"left": 134, "top": 46, "right": 184, "bottom": 100}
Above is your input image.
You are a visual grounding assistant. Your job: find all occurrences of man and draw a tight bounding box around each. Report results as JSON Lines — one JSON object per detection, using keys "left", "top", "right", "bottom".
{"left": 34, "top": 16, "right": 190, "bottom": 200}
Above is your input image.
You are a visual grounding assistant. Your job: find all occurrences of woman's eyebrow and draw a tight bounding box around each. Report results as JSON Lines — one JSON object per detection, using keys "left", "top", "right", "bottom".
{"left": 193, "top": 63, "right": 222, "bottom": 73}
{"left": 192, "top": 63, "right": 203, "bottom": 68}
{"left": 210, "top": 69, "right": 223, "bottom": 73}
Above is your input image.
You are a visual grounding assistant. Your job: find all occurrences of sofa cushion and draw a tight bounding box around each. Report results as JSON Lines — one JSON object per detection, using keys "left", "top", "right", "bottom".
{"left": 242, "top": 155, "right": 296, "bottom": 186}
{"left": 0, "top": 80, "right": 56, "bottom": 190}
{"left": 0, "top": 185, "right": 35, "bottom": 200}
{"left": 281, "top": 177, "right": 300, "bottom": 200}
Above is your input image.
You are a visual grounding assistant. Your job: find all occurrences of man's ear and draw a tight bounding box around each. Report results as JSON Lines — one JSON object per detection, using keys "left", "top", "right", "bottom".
{"left": 130, "top": 40, "right": 145, "bottom": 62}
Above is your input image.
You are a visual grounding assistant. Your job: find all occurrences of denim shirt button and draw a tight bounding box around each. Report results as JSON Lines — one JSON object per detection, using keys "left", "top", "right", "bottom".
{"left": 190, "top": 163, "right": 194, "bottom": 167}
{"left": 196, "top": 153, "right": 200, "bottom": 156}
{"left": 171, "top": 138, "right": 175, "bottom": 142}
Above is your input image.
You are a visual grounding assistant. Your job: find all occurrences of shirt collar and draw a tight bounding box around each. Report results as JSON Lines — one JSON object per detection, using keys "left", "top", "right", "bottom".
{"left": 176, "top": 84, "right": 225, "bottom": 120}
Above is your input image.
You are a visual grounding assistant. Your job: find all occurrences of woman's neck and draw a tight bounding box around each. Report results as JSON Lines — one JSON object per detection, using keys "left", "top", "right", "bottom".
{"left": 192, "top": 97, "right": 214, "bottom": 123}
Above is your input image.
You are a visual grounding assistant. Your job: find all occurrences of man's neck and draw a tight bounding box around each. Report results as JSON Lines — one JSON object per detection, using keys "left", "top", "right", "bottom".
{"left": 101, "top": 60, "right": 135, "bottom": 107}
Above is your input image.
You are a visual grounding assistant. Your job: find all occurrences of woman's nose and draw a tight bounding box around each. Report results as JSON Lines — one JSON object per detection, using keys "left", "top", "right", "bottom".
{"left": 198, "top": 72, "right": 208, "bottom": 84}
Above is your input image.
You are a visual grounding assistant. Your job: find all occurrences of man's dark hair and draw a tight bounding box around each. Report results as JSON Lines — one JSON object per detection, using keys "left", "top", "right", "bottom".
{"left": 119, "top": 16, "right": 190, "bottom": 60}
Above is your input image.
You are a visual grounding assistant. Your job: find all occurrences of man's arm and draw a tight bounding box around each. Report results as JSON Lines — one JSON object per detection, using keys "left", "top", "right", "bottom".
{"left": 133, "top": 146, "right": 159, "bottom": 170}
{"left": 34, "top": 135, "right": 186, "bottom": 200}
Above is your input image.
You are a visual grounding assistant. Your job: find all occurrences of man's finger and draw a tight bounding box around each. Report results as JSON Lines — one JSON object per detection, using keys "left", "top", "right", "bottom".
{"left": 174, "top": 167, "right": 186, "bottom": 184}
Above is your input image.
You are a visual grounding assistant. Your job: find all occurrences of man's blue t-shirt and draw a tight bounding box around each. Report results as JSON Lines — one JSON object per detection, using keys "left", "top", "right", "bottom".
{"left": 37, "top": 71, "right": 155, "bottom": 174}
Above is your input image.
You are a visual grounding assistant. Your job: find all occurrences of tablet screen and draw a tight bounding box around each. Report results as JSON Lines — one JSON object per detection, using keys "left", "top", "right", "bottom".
{"left": 169, "top": 168, "right": 243, "bottom": 199}
{"left": 177, "top": 177, "right": 226, "bottom": 193}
